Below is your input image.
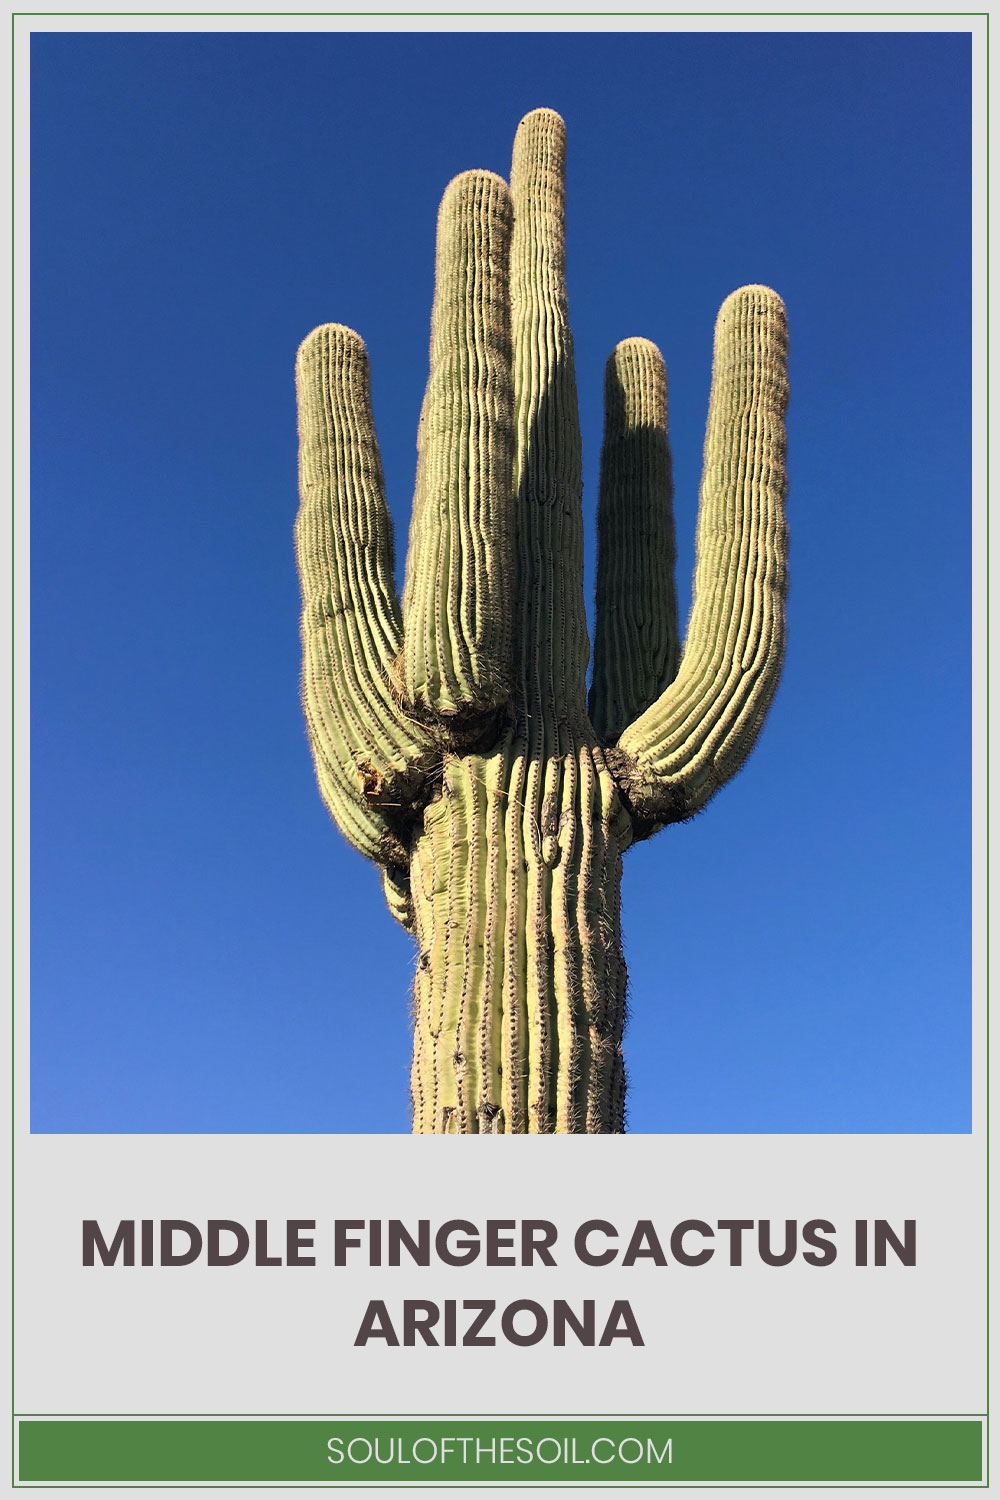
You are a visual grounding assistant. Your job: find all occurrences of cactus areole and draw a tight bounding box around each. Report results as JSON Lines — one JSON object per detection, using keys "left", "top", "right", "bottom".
{"left": 294, "top": 109, "right": 789, "bottom": 1134}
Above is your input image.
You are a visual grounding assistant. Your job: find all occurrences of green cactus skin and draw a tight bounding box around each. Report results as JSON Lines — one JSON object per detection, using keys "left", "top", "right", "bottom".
{"left": 589, "top": 338, "right": 679, "bottom": 746}
{"left": 401, "top": 170, "right": 516, "bottom": 724}
{"left": 295, "top": 108, "right": 789, "bottom": 1133}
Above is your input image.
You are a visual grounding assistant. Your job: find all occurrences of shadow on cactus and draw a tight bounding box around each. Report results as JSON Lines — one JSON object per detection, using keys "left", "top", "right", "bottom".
{"left": 294, "top": 108, "right": 789, "bottom": 1134}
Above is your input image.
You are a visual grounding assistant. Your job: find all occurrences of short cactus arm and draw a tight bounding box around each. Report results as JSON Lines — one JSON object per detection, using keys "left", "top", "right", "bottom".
{"left": 382, "top": 864, "right": 416, "bottom": 934}
{"left": 615, "top": 286, "right": 789, "bottom": 824}
{"left": 589, "top": 337, "right": 680, "bottom": 743}
{"left": 294, "top": 325, "right": 437, "bottom": 866}
{"left": 401, "top": 170, "right": 516, "bottom": 727}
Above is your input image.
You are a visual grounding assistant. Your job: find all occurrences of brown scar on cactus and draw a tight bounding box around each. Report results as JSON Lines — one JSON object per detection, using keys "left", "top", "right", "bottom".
{"left": 294, "top": 107, "right": 789, "bottom": 1133}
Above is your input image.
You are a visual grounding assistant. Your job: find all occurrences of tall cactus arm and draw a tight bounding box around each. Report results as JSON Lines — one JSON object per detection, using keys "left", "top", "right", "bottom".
{"left": 509, "top": 107, "right": 590, "bottom": 731}
{"left": 294, "top": 324, "right": 438, "bottom": 865}
{"left": 506, "top": 109, "right": 601, "bottom": 1134}
{"left": 615, "top": 285, "right": 789, "bottom": 825}
{"left": 589, "top": 337, "right": 680, "bottom": 743}
{"left": 400, "top": 170, "right": 516, "bottom": 727}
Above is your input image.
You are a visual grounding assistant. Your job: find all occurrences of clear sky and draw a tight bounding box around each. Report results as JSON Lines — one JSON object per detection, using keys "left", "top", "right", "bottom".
{"left": 29, "top": 27, "right": 972, "bottom": 1133}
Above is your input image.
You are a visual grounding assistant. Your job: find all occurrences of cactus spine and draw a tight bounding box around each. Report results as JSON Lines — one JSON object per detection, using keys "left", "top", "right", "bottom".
{"left": 295, "top": 108, "right": 789, "bottom": 1133}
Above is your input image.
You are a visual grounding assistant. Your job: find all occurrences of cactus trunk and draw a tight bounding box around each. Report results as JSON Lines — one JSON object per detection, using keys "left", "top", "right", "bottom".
{"left": 409, "top": 731, "right": 632, "bottom": 1134}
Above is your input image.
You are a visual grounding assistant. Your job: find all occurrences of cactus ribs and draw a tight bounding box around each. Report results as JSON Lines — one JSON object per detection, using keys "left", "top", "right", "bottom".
{"left": 294, "top": 109, "right": 789, "bottom": 1134}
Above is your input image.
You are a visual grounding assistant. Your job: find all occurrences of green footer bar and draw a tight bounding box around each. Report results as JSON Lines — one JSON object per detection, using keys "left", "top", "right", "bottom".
{"left": 16, "top": 1419, "right": 983, "bottom": 1485}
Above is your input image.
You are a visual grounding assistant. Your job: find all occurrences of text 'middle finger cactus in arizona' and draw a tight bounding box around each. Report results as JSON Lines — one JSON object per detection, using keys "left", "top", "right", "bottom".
{"left": 295, "top": 108, "right": 789, "bottom": 1134}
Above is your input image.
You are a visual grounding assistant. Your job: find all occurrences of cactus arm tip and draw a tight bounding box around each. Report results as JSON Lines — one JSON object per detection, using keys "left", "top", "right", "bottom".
{"left": 296, "top": 320, "right": 364, "bottom": 361}
{"left": 514, "top": 106, "right": 567, "bottom": 142}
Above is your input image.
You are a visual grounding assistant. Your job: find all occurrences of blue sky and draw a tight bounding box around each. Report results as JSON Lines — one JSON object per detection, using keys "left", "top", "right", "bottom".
{"left": 29, "top": 28, "right": 972, "bottom": 1133}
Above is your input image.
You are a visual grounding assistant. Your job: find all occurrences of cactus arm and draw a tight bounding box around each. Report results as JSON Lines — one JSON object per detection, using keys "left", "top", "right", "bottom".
{"left": 400, "top": 170, "right": 516, "bottom": 727}
{"left": 509, "top": 107, "right": 590, "bottom": 731}
{"left": 588, "top": 337, "right": 680, "bottom": 743}
{"left": 381, "top": 864, "right": 416, "bottom": 933}
{"left": 294, "top": 324, "right": 438, "bottom": 863}
{"left": 615, "top": 286, "right": 789, "bottom": 823}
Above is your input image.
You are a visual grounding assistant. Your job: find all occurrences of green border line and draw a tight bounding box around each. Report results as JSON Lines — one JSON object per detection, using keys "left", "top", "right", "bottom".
{"left": 983, "top": 14, "right": 990, "bottom": 1495}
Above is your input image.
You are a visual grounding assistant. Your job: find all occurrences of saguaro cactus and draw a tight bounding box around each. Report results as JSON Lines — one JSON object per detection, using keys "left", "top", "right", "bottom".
{"left": 295, "top": 108, "right": 789, "bottom": 1133}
